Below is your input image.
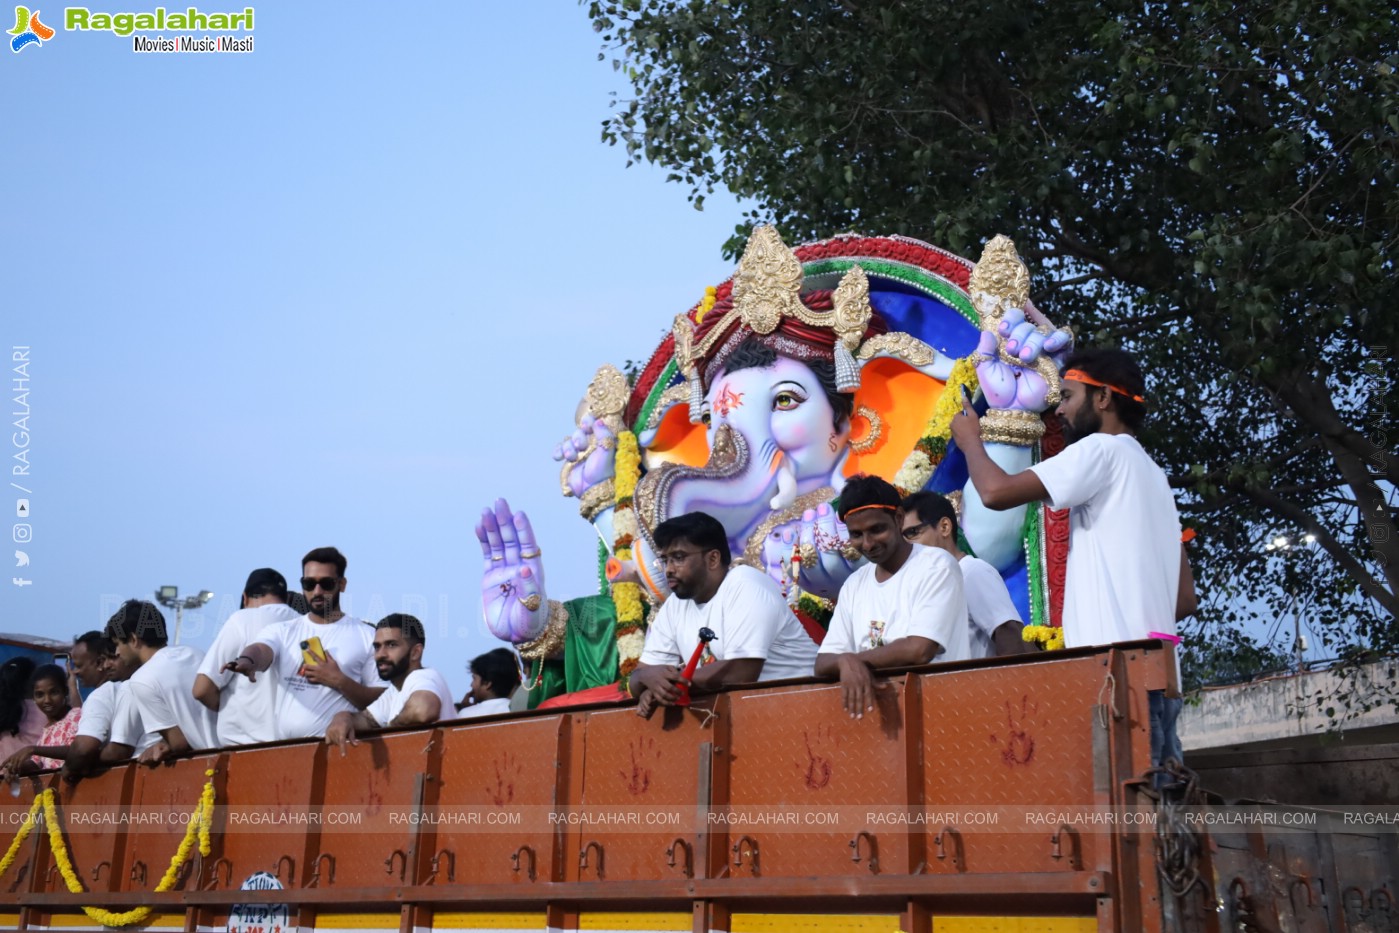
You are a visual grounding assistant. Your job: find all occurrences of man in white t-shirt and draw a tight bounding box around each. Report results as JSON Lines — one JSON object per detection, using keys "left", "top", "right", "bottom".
{"left": 193, "top": 568, "right": 302, "bottom": 746}
{"left": 104, "top": 600, "right": 217, "bottom": 765}
{"left": 63, "top": 631, "right": 160, "bottom": 778}
{"left": 225, "top": 547, "right": 384, "bottom": 739}
{"left": 631, "top": 511, "right": 818, "bottom": 717}
{"left": 324, "top": 615, "right": 456, "bottom": 755}
{"left": 949, "top": 347, "right": 1197, "bottom": 770}
{"left": 458, "top": 647, "right": 520, "bottom": 719}
{"left": 901, "top": 491, "right": 1033, "bottom": 658}
{"left": 817, "top": 475, "right": 970, "bottom": 719}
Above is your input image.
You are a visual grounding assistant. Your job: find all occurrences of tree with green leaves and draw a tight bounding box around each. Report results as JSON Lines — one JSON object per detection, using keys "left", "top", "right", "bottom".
{"left": 587, "top": 0, "right": 1398, "bottom": 671}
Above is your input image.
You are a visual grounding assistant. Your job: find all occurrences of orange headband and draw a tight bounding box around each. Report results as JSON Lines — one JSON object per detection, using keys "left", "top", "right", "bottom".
{"left": 1063, "top": 369, "right": 1145, "bottom": 403}
{"left": 844, "top": 504, "right": 898, "bottom": 516}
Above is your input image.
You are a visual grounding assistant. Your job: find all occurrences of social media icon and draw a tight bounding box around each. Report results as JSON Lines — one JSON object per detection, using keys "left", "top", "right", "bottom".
{"left": 13, "top": 524, "right": 32, "bottom": 543}
{"left": 12, "top": 577, "right": 32, "bottom": 587}
{"left": 14, "top": 550, "right": 28, "bottom": 566}
{"left": 15, "top": 499, "right": 29, "bottom": 518}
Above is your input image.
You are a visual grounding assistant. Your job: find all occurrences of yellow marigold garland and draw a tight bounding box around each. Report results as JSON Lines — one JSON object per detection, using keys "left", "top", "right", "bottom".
{"left": 0, "top": 793, "right": 43, "bottom": 879}
{"left": 1022, "top": 624, "right": 1066, "bottom": 651}
{"left": 611, "top": 430, "right": 646, "bottom": 677}
{"left": 893, "top": 357, "right": 980, "bottom": 494}
{"left": 33, "top": 768, "right": 216, "bottom": 928}
{"left": 694, "top": 285, "right": 718, "bottom": 323}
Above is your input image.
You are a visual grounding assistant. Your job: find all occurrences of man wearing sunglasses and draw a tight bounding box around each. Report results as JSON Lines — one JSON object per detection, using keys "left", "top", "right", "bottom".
{"left": 901, "top": 492, "right": 1034, "bottom": 658}
{"left": 224, "top": 547, "right": 383, "bottom": 739}
{"left": 629, "top": 511, "right": 818, "bottom": 717}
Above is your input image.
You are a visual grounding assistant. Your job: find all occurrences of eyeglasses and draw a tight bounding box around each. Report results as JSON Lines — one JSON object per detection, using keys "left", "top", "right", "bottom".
{"left": 301, "top": 576, "right": 340, "bottom": 592}
{"left": 900, "top": 523, "right": 930, "bottom": 541}
{"left": 654, "top": 550, "right": 701, "bottom": 570}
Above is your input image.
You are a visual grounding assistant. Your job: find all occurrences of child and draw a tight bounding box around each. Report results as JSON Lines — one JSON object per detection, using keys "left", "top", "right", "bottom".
{"left": 0, "top": 664, "right": 81, "bottom": 777}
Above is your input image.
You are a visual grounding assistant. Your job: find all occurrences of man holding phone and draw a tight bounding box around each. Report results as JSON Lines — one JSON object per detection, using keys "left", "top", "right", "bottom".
{"left": 224, "top": 547, "right": 383, "bottom": 739}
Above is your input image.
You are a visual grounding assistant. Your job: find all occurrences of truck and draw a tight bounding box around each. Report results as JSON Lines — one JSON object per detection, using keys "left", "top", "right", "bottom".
{"left": 2, "top": 638, "right": 1395, "bottom": 932}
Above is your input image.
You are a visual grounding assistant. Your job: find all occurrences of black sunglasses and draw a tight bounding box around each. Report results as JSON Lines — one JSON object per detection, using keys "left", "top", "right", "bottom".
{"left": 301, "top": 576, "right": 340, "bottom": 592}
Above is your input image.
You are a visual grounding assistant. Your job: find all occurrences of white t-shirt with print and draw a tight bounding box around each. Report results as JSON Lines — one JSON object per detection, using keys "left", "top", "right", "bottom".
{"left": 960, "top": 555, "right": 1023, "bottom": 659}
{"left": 640, "top": 565, "right": 818, "bottom": 681}
{"left": 1028, "top": 432, "right": 1181, "bottom": 648}
{"left": 363, "top": 667, "right": 456, "bottom": 727}
{"left": 820, "top": 543, "right": 970, "bottom": 662}
{"left": 197, "top": 603, "right": 303, "bottom": 746}
{"left": 254, "top": 614, "right": 379, "bottom": 739}
{"left": 126, "top": 645, "right": 218, "bottom": 750}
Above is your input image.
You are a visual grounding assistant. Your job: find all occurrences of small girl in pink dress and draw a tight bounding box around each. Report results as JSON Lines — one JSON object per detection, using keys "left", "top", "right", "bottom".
{"left": 29, "top": 664, "right": 81, "bottom": 769}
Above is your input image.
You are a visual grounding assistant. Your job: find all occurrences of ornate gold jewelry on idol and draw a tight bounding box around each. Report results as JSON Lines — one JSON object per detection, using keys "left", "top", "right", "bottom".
{"left": 857, "top": 332, "right": 936, "bottom": 366}
{"left": 968, "top": 235, "right": 1030, "bottom": 327}
{"left": 797, "top": 542, "right": 819, "bottom": 567}
{"left": 519, "top": 548, "right": 541, "bottom": 559}
{"left": 517, "top": 600, "right": 568, "bottom": 660}
{"left": 586, "top": 364, "right": 629, "bottom": 420}
{"left": 518, "top": 593, "right": 542, "bottom": 612}
{"left": 849, "top": 405, "right": 884, "bottom": 454}
{"left": 739, "top": 486, "right": 838, "bottom": 569}
{"left": 980, "top": 409, "right": 1047, "bottom": 446}
{"left": 683, "top": 227, "right": 873, "bottom": 396}
{"left": 729, "top": 225, "right": 806, "bottom": 337}
{"left": 578, "top": 478, "right": 616, "bottom": 522}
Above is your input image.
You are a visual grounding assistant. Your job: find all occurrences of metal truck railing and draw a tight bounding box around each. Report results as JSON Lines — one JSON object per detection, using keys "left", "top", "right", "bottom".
{"left": 1, "top": 641, "right": 1393, "bottom": 932}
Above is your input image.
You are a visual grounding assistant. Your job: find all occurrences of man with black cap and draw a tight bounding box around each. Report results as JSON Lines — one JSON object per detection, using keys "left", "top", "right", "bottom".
{"left": 193, "top": 568, "right": 301, "bottom": 746}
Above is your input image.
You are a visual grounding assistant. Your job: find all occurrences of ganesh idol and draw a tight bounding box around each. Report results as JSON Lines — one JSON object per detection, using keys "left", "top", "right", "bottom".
{"left": 476, "top": 227, "right": 1075, "bottom": 705}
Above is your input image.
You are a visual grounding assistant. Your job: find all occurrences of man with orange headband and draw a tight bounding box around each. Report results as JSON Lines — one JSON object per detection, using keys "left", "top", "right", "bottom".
{"left": 815, "top": 475, "right": 970, "bottom": 719}
{"left": 950, "top": 347, "right": 1196, "bottom": 770}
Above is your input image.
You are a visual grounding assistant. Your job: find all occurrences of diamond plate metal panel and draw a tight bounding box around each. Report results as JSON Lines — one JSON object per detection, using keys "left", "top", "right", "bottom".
{"left": 919, "top": 656, "right": 1108, "bottom": 876}
{"left": 213, "top": 742, "right": 321, "bottom": 889}
{"left": 316, "top": 728, "right": 432, "bottom": 888}
{"left": 574, "top": 704, "right": 706, "bottom": 882}
{"left": 34, "top": 765, "right": 136, "bottom": 895}
{"left": 121, "top": 752, "right": 222, "bottom": 894}
{"left": 434, "top": 717, "right": 564, "bottom": 886}
{"left": 726, "top": 681, "right": 911, "bottom": 878}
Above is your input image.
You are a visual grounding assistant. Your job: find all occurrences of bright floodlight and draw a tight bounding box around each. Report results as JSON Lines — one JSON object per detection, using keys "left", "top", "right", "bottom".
{"left": 158, "top": 585, "right": 178, "bottom": 601}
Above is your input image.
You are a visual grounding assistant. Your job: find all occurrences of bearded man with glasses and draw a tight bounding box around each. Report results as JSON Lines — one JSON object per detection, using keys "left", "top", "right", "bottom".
{"left": 628, "top": 512, "right": 818, "bottom": 718}
{"left": 224, "top": 547, "right": 384, "bottom": 739}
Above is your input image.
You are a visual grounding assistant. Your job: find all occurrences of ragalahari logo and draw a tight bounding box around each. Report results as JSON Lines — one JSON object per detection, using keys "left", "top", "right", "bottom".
{"left": 9, "top": 6, "right": 53, "bottom": 52}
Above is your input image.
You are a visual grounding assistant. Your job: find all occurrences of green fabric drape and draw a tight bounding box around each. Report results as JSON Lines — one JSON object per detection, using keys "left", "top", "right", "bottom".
{"left": 525, "top": 594, "right": 618, "bottom": 707}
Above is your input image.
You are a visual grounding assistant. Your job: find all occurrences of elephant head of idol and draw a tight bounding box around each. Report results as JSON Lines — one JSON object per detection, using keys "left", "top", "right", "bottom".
{"left": 631, "top": 227, "right": 891, "bottom": 566}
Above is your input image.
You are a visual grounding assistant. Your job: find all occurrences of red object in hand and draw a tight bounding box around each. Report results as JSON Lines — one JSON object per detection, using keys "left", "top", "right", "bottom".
{"left": 674, "top": 626, "right": 716, "bottom": 707}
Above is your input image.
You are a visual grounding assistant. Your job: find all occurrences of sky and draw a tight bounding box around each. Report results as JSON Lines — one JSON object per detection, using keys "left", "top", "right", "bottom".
{"left": 0, "top": 2, "right": 748, "bottom": 696}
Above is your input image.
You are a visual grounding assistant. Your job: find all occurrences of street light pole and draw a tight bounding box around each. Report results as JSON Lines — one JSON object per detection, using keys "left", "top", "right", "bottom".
{"left": 155, "top": 586, "right": 214, "bottom": 645}
{"left": 1264, "top": 534, "right": 1316, "bottom": 672}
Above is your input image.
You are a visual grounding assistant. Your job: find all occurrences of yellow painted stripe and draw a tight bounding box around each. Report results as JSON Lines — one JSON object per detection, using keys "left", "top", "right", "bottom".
{"left": 933, "top": 920, "right": 1098, "bottom": 933}
{"left": 316, "top": 913, "right": 400, "bottom": 930}
{"left": 732, "top": 915, "right": 902, "bottom": 933}
{"left": 0, "top": 916, "right": 20, "bottom": 927}
{"left": 580, "top": 913, "right": 692, "bottom": 931}
{"left": 432, "top": 912, "right": 546, "bottom": 931}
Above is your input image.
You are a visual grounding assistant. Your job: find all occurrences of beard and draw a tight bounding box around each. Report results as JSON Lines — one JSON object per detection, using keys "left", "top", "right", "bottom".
{"left": 1061, "top": 406, "right": 1102, "bottom": 444}
{"left": 309, "top": 592, "right": 340, "bottom": 616}
{"left": 377, "top": 656, "right": 411, "bottom": 683}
